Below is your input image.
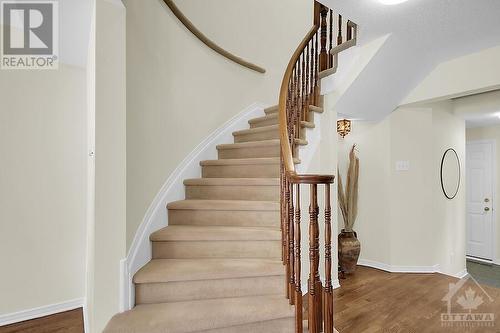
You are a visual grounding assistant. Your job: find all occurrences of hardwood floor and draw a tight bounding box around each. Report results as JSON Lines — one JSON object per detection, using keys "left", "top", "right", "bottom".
{"left": 0, "top": 309, "right": 84, "bottom": 333}
{"left": 334, "top": 266, "right": 500, "bottom": 333}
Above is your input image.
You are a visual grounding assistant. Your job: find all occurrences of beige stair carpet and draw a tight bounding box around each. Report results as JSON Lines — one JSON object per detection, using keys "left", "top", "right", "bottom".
{"left": 104, "top": 105, "right": 325, "bottom": 333}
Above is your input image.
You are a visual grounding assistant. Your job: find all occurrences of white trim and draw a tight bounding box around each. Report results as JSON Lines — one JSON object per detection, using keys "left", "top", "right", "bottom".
{"left": 123, "top": 103, "right": 267, "bottom": 310}
{"left": 358, "top": 259, "right": 441, "bottom": 274}
{"left": 467, "top": 255, "right": 494, "bottom": 265}
{"left": 82, "top": 300, "right": 90, "bottom": 333}
{"left": 0, "top": 298, "right": 85, "bottom": 327}
{"left": 102, "top": 0, "right": 125, "bottom": 8}
{"left": 454, "top": 269, "right": 469, "bottom": 279}
{"left": 466, "top": 139, "right": 497, "bottom": 264}
{"left": 84, "top": 2, "right": 96, "bottom": 331}
{"left": 119, "top": 258, "right": 127, "bottom": 313}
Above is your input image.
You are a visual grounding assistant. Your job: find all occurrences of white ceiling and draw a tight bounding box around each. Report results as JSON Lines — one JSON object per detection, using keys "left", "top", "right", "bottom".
{"left": 323, "top": 0, "right": 500, "bottom": 120}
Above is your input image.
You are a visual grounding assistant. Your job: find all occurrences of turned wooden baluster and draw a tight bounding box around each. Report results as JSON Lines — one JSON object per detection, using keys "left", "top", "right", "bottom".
{"left": 329, "top": 9, "right": 334, "bottom": 68}
{"left": 307, "top": 37, "right": 316, "bottom": 111}
{"left": 294, "top": 184, "right": 303, "bottom": 333}
{"left": 284, "top": 177, "right": 291, "bottom": 301}
{"left": 288, "top": 181, "right": 295, "bottom": 305}
{"left": 308, "top": 184, "right": 320, "bottom": 333}
{"left": 314, "top": 32, "right": 319, "bottom": 106}
{"left": 347, "top": 20, "right": 353, "bottom": 41}
{"left": 301, "top": 49, "right": 307, "bottom": 123}
{"left": 319, "top": 5, "right": 328, "bottom": 71}
{"left": 305, "top": 44, "right": 310, "bottom": 121}
{"left": 295, "top": 62, "right": 301, "bottom": 140}
{"left": 337, "top": 14, "right": 343, "bottom": 45}
{"left": 280, "top": 160, "right": 286, "bottom": 264}
{"left": 324, "top": 184, "right": 334, "bottom": 333}
{"left": 295, "top": 54, "right": 305, "bottom": 139}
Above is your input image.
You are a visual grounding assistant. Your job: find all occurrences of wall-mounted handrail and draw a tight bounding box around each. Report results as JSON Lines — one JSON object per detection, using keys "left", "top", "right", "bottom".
{"left": 163, "top": 0, "right": 266, "bottom": 74}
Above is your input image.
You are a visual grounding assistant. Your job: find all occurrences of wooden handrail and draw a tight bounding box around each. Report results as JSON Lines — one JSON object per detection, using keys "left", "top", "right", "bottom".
{"left": 163, "top": 0, "right": 266, "bottom": 74}
{"left": 278, "top": 2, "right": 357, "bottom": 332}
{"left": 278, "top": 25, "right": 319, "bottom": 175}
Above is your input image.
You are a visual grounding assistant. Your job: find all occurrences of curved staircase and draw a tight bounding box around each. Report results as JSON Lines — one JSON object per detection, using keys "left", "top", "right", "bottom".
{"left": 104, "top": 105, "right": 322, "bottom": 333}
{"left": 105, "top": 0, "right": 356, "bottom": 331}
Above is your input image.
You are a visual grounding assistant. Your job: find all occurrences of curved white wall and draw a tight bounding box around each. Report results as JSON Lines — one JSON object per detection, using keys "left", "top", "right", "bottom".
{"left": 124, "top": 0, "right": 314, "bottom": 250}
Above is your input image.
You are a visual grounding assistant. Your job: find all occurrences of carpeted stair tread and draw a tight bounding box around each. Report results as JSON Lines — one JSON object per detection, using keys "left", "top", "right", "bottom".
{"left": 103, "top": 295, "right": 294, "bottom": 333}
{"left": 200, "top": 157, "right": 300, "bottom": 166}
{"left": 167, "top": 199, "right": 279, "bottom": 211}
{"left": 133, "top": 258, "right": 284, "bottom": 284}
{"left": 264, "top": 104, "right": 323, "bottom": 115}
{"left": 150, "top": 225, "right": 281, "bottom": 242}
{"left": 184, "top": 178, "right": 279, "bottom": 186}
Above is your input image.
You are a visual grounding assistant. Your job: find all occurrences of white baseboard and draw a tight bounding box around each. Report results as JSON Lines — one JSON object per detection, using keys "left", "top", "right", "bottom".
{"left": 454, "top": 269, "right": 469, "bottom": 279}
{"left": 123, "top": 103, "right": 267, "bottom": 311}
{"left": 358, "top": 259, "right": 441, "bottom": 274}
{"left": 0, "top": 298, "right": 85, "bottom": 327}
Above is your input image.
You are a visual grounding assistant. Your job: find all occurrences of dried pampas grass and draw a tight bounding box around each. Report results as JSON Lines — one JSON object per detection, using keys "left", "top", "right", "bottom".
{"left": 338, "top": 144, "right": 359, "bottom": 232}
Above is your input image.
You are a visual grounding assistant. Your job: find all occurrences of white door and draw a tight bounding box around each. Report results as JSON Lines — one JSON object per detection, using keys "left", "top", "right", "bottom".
{"left": 466, "top": 141, "right": 494, "bottom": 260}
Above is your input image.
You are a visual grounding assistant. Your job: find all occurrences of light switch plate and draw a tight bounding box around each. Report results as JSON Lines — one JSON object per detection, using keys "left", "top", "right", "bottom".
{"left": 396, "top": 160, "right": 410, "bottom": 171}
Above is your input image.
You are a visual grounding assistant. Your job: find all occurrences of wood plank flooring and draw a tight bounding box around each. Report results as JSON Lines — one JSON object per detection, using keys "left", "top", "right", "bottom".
{"left": 334, "top": 266, "right": 500, "bottom": 333}
{"left": 0, "top": 308, "right": 83, "bottom": 333}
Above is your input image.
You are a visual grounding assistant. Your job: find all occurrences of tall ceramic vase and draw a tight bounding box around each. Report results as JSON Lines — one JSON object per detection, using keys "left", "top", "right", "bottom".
{"left": 338, "top": 230, "right": 361, "bottom": 274}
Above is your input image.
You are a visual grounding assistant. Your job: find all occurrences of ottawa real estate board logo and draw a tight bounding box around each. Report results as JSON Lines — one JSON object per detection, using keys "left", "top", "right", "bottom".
{"left": 1, "top": 0, "right": 58, "bottom": 69}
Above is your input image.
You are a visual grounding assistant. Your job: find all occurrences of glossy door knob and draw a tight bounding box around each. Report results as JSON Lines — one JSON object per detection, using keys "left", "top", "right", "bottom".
{"left": 485, "top": 207, "right": 491, "bottom": 212}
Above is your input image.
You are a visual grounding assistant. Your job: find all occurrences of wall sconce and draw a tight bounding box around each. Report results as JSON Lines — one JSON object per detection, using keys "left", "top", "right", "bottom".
{"left": 337, "top": 119, "right": 352, "bottom": 138}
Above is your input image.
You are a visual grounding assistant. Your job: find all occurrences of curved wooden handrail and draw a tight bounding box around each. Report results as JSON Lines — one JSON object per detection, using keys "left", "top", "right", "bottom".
{"left": 163, "top": 0, "right": 266, "bottom": 74}
{"left": 278, "top": 25, "right": 319, "bottom": 175}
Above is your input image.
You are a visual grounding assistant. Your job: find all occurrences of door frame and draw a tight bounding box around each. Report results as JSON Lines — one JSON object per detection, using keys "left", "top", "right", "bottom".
{"left": 466, "top": 139, "right": 497, "bottom": 264}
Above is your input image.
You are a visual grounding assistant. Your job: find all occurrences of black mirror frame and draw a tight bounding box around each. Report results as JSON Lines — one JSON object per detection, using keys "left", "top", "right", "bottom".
{"left": 440, "top": 148, "right": 461, "bottom": 200}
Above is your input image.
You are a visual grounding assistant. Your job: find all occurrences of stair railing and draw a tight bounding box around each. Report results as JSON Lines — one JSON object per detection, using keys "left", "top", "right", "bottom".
{"left": 278, "top": 2, "right": 357, "bottom": 332}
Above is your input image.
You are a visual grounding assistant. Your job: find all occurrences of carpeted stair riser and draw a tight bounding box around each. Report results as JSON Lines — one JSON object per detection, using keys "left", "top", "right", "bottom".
{"left": 195, "top": 317, "right": 294, "bottom": 333}
{"left": 185, "top": 184, "right": 278, "bottom": 201}
{"left": 152, "top": 240, "right": 282, "bottom": 259}
{"left": 217, "top": 141, "right": 280, "bottom": 159}
{"left": 201, "top": 163, "right": 279, "bottom": 178}
{"left": 168, "top": 209, "right": 279, "bottom": 227}
{"left": 233, "top": 126, "right": 280, "bottom": 143}
{"left": 135, "top": 275, "right": 284, "bottom": 304}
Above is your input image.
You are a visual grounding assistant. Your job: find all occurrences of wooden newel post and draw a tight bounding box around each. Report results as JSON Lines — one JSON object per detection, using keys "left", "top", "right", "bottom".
{"left": 319, "top": 6, "right": 329, "bottom": 71}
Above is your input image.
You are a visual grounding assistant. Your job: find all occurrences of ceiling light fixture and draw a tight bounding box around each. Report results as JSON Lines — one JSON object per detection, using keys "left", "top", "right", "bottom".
{"left": 378, "top": 0, "right": 409, "bottom": 5}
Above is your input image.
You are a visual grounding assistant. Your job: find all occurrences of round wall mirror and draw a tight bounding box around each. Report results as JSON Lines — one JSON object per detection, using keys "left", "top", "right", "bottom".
{"left": 440, "top": 148, "right": 461, "bottom": 200}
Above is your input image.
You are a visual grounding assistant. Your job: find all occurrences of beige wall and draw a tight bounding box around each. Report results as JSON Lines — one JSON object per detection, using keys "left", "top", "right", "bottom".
{"left": 403, "top": 45, "right": 500, "bottom": 105}
{"left": 432, "top": 103, "right": 466, "bottom": 275}
{"left": 338, "top": 119, "right": 392, "bottom": 264}
{"left": 0, "top": 63, "right": 87, "bottom": 314}
{"left": 466, "top": 125, "right": 500, "bottom": 262}
{"left": 338, "top": 104, "right": 466, "bottom": 275}
{"left": 124, "top": 0, "right": 313, "bottom": 249}
{"left": 89, "top": 0, "right": 127, "bottom": 332}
